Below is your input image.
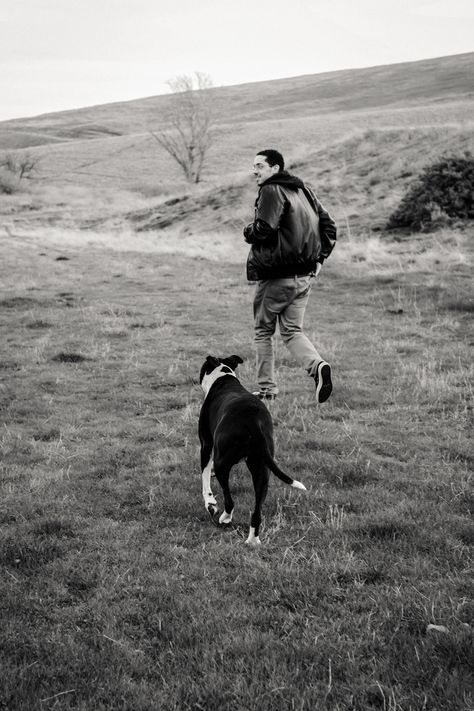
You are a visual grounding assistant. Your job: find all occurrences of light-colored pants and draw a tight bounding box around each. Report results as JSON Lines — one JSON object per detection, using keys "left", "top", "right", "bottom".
{"left": 253, "top": 275, "right": 323, "bottom": 395}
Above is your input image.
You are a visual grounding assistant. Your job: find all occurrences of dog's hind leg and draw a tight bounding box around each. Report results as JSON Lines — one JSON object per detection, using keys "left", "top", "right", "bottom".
{"left": 201, "top": 446, "right": 218, "bottom": 516}
{"left": 245, "top": 457, "right": 269, "bottom": 545}
{"left": 213, "top": 456, "right": 235, "bottom": 525}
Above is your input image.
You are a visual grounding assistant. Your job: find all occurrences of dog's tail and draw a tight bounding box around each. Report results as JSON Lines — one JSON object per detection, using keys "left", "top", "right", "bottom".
{"left": 262, "top": 447, "right": 307, "bottom": 491}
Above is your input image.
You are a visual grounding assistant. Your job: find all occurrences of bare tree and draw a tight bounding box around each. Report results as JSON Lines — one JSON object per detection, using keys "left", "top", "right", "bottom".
{"left": 151, "top": 72, "right": 215, "bottom": 184}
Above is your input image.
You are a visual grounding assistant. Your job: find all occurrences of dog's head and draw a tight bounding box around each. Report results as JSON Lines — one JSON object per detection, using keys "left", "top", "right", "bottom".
{"left": 199, "top": 354, "right": 244, "bottom": 394}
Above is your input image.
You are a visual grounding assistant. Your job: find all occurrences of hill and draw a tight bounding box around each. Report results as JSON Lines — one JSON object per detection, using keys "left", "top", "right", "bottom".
{"left": 1, "top": 51, "right": 473, "bottom": 142}
{"left": 1, "top": 51, "right": 473, "bottom": 236}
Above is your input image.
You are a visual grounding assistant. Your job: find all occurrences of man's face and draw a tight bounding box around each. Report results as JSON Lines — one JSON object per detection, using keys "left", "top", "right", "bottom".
{"left": 253, "top": 155, "right": 280, "bottom": 186}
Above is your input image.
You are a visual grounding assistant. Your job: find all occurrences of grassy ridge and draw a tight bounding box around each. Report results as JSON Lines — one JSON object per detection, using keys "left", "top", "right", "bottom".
{"left": 4, "top": 99, "right": 473, "bottom": 196}
{"left": 4, "top": 121, "right": 474, "bottom": 245}
{"left": 0, "top": 230, "right": 472, "bottom": 710}
{"left": 0, "top": 52, "right": 473, "bottom": 202}
{"left": 1, "top": 52, "right": 473, "bottom": 139}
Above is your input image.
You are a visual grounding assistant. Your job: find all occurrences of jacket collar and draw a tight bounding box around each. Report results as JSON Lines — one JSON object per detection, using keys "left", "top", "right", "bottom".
{"left": 260, "top": 170, "right": 305, "bottom": 191}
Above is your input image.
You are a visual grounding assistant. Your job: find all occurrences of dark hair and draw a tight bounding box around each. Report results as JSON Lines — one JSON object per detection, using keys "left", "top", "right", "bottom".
{"left": 256, "top": 149, "right": 284, "bottom": 171}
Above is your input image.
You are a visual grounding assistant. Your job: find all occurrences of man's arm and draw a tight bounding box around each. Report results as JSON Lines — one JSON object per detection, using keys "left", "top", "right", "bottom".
{"left": 244, "top": 219, "right": 276, "bottom": 244}
{"left": 243, "top": 185, "right": 285, "bottom": 244}
{"left": 314, "top": 196, "right": 337, "bottom": 263}
{"left": 318, "top": 200, "right": 337, "bottom": 253}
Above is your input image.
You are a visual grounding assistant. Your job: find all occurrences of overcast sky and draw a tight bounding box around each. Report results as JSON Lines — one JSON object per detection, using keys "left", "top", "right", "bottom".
{"left": 1, "top": 0, "right": 473, "bottom": 121}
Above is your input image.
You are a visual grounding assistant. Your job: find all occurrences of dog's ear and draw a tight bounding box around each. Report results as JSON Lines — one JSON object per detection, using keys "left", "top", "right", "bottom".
{"left": 200, "top": 355, "right": 221, "bottom": 383}
{"left": 223, "top": 355, "right": 244, "bottom": 371}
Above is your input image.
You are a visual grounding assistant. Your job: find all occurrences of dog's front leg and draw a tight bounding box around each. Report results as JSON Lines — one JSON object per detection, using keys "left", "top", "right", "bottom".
{"left": 201, "top": 451, "right": 219, "bottom": 517}
{"left": 245, "top": 527, "right": 262, "bottom": 545}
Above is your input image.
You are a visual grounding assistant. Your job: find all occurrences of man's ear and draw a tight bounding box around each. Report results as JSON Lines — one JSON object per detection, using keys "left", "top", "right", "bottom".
{"left": 223, "top": 355, "right": 244, "bottom": 370}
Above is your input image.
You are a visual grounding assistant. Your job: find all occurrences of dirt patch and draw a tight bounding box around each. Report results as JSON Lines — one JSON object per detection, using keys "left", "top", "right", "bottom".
{"left": 50, "top": 352, "right": 90, "bottom": 363}
{"left": 0, "top": 297, "right": 40, "bottom": 309}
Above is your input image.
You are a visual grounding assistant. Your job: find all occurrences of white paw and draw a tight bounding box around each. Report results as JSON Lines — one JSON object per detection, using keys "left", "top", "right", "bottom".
{"left": 245, "top": 526, "right": 261, "bottom": 545}
{"left": 219, "top": 510, "right": 233, "bottom": 525}
{"left": 206, "top": 500, "right": 219, "bottom": 516}
{"left": 245, "top": 536, "right": 262, "bottom": 546}
{"left": 245, "top": 526, "right": 262, "bottom": 544}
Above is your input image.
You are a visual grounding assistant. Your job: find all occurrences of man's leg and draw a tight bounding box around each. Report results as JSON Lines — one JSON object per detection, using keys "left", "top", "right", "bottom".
{"left": 253, "top": 280, "right": 284, "bottom": 396}
{"left": 279, "top": 276, "right": 332, "bottom": 402}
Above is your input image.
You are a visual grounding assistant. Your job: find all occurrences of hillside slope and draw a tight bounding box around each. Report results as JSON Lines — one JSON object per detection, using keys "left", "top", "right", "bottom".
{"left": 1, "top": 52, "right": 473, "bottom": 238}
{"left": 0, "top": 52, "right": 472, "bottom": 148}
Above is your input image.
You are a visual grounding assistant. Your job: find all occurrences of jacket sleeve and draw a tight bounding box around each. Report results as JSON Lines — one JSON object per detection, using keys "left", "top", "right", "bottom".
{"left": 314, "top": 195, "right": 337, "bottom": 262}
{"left": 244, "top": 219, "right": 277, "bottom": 244}
{"left": 243, "top": 185, "right": 284, "bottom": 243}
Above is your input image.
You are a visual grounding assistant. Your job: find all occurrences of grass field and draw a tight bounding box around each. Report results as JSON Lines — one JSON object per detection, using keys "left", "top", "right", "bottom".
{"left": 0, "top": 223, "right": 472, "bottom": 710}
{"left": 1, "top": 50, "right": 473, "bottom": 711}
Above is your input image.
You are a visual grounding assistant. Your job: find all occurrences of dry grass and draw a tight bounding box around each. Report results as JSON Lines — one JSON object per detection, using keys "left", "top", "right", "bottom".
{"left": 1, "top": 224, "right": 249, "bottom": 264}
{"left": 4, "top": 119, "right": 473, "bottom": 250}
{"left": 0, "top": 58, "right": 473, "bottom": 708}
{"left": 0, "top": 224, "right": 472, "bottom": 710}
{"left": 334, "top": 228, "right": 470, "bottom": 274}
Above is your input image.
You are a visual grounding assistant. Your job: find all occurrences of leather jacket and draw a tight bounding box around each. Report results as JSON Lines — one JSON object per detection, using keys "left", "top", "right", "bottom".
{"left": 244, "top": 172, "right": 337, "bottom": 281}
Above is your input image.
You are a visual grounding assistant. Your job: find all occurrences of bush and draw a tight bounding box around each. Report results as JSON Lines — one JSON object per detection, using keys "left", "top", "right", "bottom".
{"left": 386, "top": 154, "right": 474, "bottom": 231}
{"left": 0, "top": 168, "right": 20, "bottom": 195}
{"left": 0, "top": 151, "right": 39, "bottom": 194}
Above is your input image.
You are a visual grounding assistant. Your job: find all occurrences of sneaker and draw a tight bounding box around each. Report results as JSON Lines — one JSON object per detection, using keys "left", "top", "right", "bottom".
{"left": 253, "top": 391, "right": 277, "bottom": 401}
{"left": 314, "top": 361, "right": 332, "bottom": 403}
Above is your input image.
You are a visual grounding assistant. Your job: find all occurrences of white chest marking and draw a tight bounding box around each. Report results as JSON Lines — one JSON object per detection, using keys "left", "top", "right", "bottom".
{"left": 201, "top": 365, "right": 237, "bottom": 398}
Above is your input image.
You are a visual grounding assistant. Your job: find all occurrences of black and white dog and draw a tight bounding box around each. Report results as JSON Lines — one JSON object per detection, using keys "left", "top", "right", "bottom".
{"left": 198, "top": 354, "right": 307, "bottom": 545}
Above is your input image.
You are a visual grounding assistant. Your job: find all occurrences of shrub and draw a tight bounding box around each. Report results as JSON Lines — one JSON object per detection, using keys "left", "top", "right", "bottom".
{"left": 0, "top": 168, "right": 19, "bottom": 195}
{"left": 0, "top": 151, "right": 39, "bottom": 194}
{"left": 386, "top": 154, "right": 474, "bottom": 231}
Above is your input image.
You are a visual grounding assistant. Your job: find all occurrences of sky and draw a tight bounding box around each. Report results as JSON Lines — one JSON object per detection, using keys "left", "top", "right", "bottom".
{"left": 1, "top": 0, "right": 473, "bottom": 121}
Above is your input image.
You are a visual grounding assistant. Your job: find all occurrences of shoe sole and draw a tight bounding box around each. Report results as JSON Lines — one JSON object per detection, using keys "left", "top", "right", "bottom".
{"left": 316, "top": 363, "right": 332, "bottom": 403}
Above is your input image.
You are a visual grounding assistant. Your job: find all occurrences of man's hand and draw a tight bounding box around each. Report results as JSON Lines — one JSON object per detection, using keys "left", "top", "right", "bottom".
{"left": 315, "top": 262, "right": 322, "bottom": 277}
{"left": 243, "top": 223, "right": 255, "bottom": 243}
{"left": 244, "top": 219, "right": 277, "bottom": 244}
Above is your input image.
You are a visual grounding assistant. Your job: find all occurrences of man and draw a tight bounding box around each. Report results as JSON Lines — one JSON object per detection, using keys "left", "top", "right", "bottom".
{"left": 244, "top": 149, "right": 337, "bottom": 402}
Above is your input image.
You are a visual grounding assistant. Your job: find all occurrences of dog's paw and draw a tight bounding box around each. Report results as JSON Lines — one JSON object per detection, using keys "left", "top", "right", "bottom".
{"left": 245, "top": 526, "right": 261, "bottom": 545}
{"left": 219, "top": 510, "right": 233, "bottom": 525}
{"left": 207, "top": 502, "right": 219, "bottom": 517}
{"left": 245, "top": 536, "right": 262, "bottom": 546}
